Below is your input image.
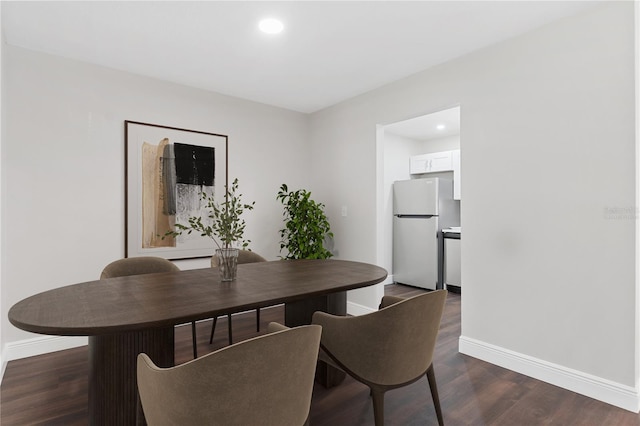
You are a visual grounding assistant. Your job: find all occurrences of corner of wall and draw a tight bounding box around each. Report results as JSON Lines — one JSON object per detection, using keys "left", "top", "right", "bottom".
{"left": 634, "top": 0, "right": 640, "bottom": 409}
{"left": 0, "top": 3, "right": 5, "bottom": 383}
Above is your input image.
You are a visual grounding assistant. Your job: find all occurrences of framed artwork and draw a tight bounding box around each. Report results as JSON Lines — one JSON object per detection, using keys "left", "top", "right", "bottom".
{"left": 125, "top": 121, "right": 228, "bottom": 260}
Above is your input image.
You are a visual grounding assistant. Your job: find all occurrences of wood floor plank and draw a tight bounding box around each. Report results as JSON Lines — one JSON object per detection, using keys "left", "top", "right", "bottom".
{"left": 2, "top": 286, "right": 639, "bottom": 425}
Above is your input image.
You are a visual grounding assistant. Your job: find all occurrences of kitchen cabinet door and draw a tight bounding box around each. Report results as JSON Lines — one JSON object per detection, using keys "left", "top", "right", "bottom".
{"left": 429, "top": 151, "right": 453, "bottom": 172}
{"left": 410, "top": 154, "right": 430, "bottom": 174}
{"left": 409, "top": 151, "right": 453, "bottom": 174}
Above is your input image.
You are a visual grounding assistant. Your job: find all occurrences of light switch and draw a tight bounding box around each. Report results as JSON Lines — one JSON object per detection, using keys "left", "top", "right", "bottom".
{"left": 341, "top": 206, "right": 348, "bottom": 217}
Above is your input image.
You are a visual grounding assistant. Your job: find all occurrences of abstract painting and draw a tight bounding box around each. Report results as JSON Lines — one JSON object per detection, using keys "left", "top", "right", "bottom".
{"left": 125, "top": 121, "right": 228, "bottom": 259}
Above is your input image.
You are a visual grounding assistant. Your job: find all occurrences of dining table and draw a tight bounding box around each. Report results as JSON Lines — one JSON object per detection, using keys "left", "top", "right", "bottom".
{"left": 8, "top": 258, "right": 387, "bottom": 425}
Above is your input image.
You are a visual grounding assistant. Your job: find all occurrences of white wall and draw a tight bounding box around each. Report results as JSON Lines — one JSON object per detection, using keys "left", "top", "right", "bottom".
{"left": 0, "top": 7, "right": 5, "bottom": 376}
{"left": 1, "top": 46, "right": 310, "bottom": 348}
{"left": 636, "top": 0, "right": 640, "bottom": 401}
{"left": 460, "top": 1, "right": 634, "bottom": 388}
{"left": 310, "top": 2, "right": 637, "bottom": 410}
{"left": 418, "top": 134, "right": 460, "bottom": 154}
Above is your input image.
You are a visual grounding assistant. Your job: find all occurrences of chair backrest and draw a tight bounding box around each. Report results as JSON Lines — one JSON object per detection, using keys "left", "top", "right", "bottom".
{"left": 210, "top": 249, "right": 266, "bottom": 268}
{"left": 100, "top": 257, "right": 179, "bottom": 279}
{"left": 137, "top": 324, "right": 322, "bottom": 426}
{"left": 315, "top": 290, "right": 447, "bottom": 387}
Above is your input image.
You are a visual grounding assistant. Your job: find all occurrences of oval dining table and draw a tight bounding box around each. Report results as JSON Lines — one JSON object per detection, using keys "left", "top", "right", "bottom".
{"left": 8, "top": 258, "right": 387, "bottom": 425}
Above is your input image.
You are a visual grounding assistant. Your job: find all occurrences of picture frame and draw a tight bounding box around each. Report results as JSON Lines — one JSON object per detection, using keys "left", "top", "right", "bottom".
{"left": 125, "top": 121, "right": 228, "bottom": 260}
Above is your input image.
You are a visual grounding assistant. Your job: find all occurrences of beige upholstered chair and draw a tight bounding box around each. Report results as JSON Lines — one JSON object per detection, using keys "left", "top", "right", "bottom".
{"left": 100, "top": 257, "right": 199, "bottom": 359}
{"left": 209, "top": 249, "right": 267, "bottom": 345}
{"left": 312, "top": 290, "right": 447, "bottom": 426}
{"left": 137, "top": 323, "right": 321, "bottom": 426}
{"left": 100, "top": 257, "right": 180, "bottom": 280}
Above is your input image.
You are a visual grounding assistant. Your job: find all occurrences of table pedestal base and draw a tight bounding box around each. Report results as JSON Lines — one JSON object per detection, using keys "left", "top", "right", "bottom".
{"left": 88, "top": 327, "right": 174, "bottom": 426}
{"left": 285, "top": 291, "right": 347, "bottom": 387}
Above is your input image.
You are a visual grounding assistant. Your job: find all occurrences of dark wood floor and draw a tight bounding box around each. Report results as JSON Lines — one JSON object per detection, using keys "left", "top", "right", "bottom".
{"left": 2, "top": 285, "right": 639, "bottom": 425}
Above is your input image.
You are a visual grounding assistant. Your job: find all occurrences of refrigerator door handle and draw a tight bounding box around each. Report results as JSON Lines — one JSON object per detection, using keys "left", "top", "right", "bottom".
{"left": 395, "top": 214, "right": 435, "bottom": 218}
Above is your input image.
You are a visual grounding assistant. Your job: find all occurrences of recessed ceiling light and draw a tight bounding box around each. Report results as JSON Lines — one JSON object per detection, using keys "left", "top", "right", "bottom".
{"left": 259, "top": 18, "right": 284, "bottom": 34}
{"left": 436, "top": 124, "right": 446, "bottom": 130}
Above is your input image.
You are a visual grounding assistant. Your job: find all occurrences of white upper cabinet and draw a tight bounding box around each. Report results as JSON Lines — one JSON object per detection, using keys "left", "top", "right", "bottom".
{"left": 409, "top": 151, "right": 453, "bottom": 174}
{"left": 410, "top": 149, "right": 461, "bottom": 200}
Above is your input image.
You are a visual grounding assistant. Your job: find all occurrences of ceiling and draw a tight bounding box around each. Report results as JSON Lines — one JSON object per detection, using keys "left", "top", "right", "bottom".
{"left": 2, "top": 1, "right": 600, "bottom": 114}
{"left": 384, "top": 106, "right": 460, "bottom": 141}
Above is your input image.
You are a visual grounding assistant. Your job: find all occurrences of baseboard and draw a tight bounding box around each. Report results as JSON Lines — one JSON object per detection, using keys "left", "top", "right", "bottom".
{"left": 4, "top": 335, "right": 88, "bottom": 364}
{"left": 459, "top": 336, "right": 640, "bottom": 413}
{"left": 347, "top": 301, "right": 376, "bottom": 316}
{"left": 1, "top": 345, "right": 7, "bottom": 384}
{"left": 345, "top": 277, "right": 393, "bottom": 316}
{"left": 1, "top": 305, "right": 283, "bottom": 365}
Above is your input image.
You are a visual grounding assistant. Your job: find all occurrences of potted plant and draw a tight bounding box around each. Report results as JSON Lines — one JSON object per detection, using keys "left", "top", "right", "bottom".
{"left": 276, "top": 184, "right": 333, "bottom": 259}
{"left": 165, "top": 178, "right": 255, "bottom": 281}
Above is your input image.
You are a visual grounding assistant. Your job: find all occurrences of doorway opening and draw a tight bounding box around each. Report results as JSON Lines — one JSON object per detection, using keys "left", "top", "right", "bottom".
{"left": 375, "top": 106, "right": 461, "bottom": 290}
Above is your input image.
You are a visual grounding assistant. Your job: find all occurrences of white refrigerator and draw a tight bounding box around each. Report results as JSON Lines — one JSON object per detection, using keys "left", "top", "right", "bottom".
{"left": 393, "top": 178, "right": 459, "bottom": 290}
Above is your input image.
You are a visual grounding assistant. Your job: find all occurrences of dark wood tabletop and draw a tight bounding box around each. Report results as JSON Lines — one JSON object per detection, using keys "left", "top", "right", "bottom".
{"left": 9, "top": 259, "right": 388, "bottom": 337}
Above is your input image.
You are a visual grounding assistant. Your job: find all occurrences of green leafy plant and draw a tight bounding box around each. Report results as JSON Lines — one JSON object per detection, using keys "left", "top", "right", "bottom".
{"left": 164, "top": 178, "right": 255, "bottom": 250}
{"left": 276, "top": 183, "right": 333, "bottom": 260}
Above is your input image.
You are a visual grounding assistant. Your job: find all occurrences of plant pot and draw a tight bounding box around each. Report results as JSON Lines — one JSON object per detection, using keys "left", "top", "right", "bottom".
{"left": 216, "top": 248, "right": 239, "bottom": 281}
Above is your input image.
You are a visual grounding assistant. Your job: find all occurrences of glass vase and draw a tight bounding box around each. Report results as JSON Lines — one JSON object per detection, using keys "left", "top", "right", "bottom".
{"left": 216, "top": 248, "right": 239, "bottom": 281}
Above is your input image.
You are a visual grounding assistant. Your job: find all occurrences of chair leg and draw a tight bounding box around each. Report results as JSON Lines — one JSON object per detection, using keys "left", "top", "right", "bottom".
{"left": 371, "top": 388, "right": 386, "bottom": 426}
{"left": 227, "top": 313, "right": 233, "bottom": 345}
{"left": 256, "top": 308, "right": 261, "bottom": 332}
{"left": 191, "top": 321, "right": 198, "bottom": 359}
{"left": 426, "top": 364, "right": 444, "bottom": 426}
{"left": 209, "top": 316, "right": 218, "bottom": 344}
